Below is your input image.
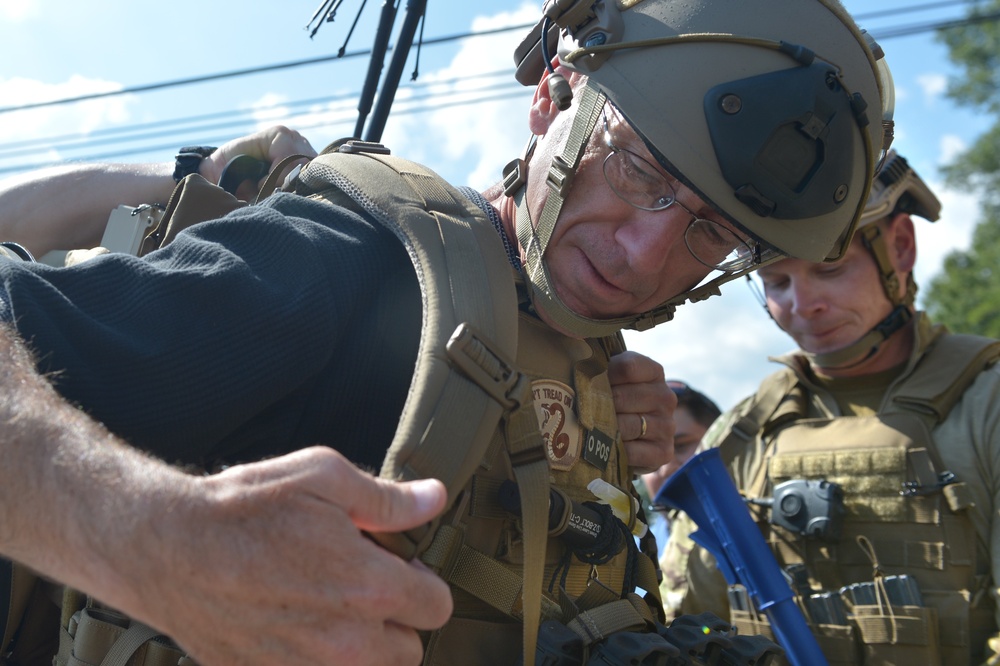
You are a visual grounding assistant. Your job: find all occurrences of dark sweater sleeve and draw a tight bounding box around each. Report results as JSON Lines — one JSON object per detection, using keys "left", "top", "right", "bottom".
{"left": 0, "top": 193, "right": 420, "bottom": 467}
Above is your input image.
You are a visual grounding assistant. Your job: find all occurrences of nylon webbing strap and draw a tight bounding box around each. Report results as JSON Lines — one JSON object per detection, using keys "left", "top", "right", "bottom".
{"left": 531, "top": 83, "right": 604, "bottom": 252}
{"left": 860, "top": 224, "right": 904, "bottom": 307}
{"left": 299, "top": 147, "right": 558, "bottom": 664}
{"left": 717, "top": 370, "right": 797, "bottom": 464}
{"left": 99, "top": 621, "right": 162, "bottom": 666}
{"left": 512, "top": 84, "right": 634, "bottom": 339}
{"left": 890, "top": 330, "right": 1000, "bottom": 423}
{"left": 506, "top": 393, "right": 551, "bottom": 666}
{"left": 566, "top": 595, "right": 653, "bottom": 645}
{"left": 421, "top": 524, "right": 563, "bottom": 621}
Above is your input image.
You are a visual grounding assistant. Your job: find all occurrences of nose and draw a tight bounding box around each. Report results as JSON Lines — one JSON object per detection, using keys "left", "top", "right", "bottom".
{"left": 615, "top": 205, "right": 689, "bottom": 275}
{"left": 787, "top": 278, "right": 827, "bottom": 319}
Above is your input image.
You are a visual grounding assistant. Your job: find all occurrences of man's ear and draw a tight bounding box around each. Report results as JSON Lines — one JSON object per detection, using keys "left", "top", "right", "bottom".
{"left": 888, "top": 212, "right": 917, "bottom": 275}
{"left": 527, "top": 65, "right": 582, "bottom": 135}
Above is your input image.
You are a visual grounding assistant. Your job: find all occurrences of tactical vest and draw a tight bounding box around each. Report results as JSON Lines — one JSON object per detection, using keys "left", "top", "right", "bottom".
{"left": 296, "top": 146, "right": 666, "bottom": 666}
{"left": 29, "top": 143, "right": 685, "bottom": 666}
{"left": 720, "top": 323, "right": 1000, "bottom": 665}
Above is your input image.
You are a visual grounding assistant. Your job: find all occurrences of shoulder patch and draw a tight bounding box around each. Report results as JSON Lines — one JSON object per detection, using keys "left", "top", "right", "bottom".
{"left": 532, "top": 380, "right": 583, "bottom": 471}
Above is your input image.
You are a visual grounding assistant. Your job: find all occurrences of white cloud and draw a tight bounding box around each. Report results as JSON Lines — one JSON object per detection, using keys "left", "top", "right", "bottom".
{"left": 938, "top": 133, "right": 966, "bottom": 165}
{"left": 624, "top": 280, "right": 794, "bottom": 412}
{"left": 916, "top": 72, "right": 947, "bottom": 105}
{"left": 250, "top": 92, "right": 292, "bottom": 125}
{"left": 0, "top": 76, "right": 133, "bottom": 170}
{"left": 379, "top": 4, "right": 536, "bottom": 188}
{"left": 912, "top": 180, "right": 980, "bottom": 300}
{"left": 0, "top": 0, "right": 39, "bottom": 21}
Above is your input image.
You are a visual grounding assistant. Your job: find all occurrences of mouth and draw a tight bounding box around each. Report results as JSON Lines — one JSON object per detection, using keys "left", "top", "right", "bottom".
{"left": 581, "top": 249, "right": 631, "bottom": 299}
{"left": 801, "top": 323, "right": 847, "bottom": 347}
{"left": 552, "top": 248, "right": 633, "bottom": 319}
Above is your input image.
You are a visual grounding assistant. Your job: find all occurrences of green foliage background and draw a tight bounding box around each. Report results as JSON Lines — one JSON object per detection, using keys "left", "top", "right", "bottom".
{"left": 923, "top": 0, "right": 1000, "bottom": 337}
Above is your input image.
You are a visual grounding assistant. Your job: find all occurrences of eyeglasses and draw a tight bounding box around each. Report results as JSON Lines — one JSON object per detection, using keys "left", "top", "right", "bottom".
{"left": 601, "top": 109, "right": 758, "bottom": 272}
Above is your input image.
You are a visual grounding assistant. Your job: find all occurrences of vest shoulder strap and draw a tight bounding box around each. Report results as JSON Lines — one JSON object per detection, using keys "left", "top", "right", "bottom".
{"left": 294, "top": 143, "right": 522, "bottom": 558}
{"left": 296, "top": 144, "right": 560, "bottom": 663}
{"left": 716, "top": 367, "right": 800, "bottom": 464}
{"left": 890, "top": 332, "right": 1000, "bottom": 424}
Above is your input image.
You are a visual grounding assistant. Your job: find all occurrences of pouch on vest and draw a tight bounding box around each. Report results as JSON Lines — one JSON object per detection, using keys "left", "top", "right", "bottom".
{"left": 137, "top": 174, "right": 247, "bottom": 256}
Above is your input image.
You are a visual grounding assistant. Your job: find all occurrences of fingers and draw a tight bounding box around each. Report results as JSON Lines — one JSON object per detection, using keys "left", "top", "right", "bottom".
{"left": 383, "top": 557, "right": 454, "bottom": 631}
{"left": 610, "top": 354, "right": 673, "bottom": 422}
{"left": 608, "top": 351, "right": 676, "bottom": 472}
{"left": 623, "top": 439, "right": 673, "bottom": 474}
{"left": 333, "top": 468, "right": 448, "bottom": 533}
{"left": 265, "top": 125, "right": 318, "bottom": 161}
{"left": 201, "top": 126, "right": 317, "bottom": 185}
{"left": 235, "top": 446, "right": 448, "bottom": 533}
{"left": 608, "top": 350, "right": 665, "bottom": 385}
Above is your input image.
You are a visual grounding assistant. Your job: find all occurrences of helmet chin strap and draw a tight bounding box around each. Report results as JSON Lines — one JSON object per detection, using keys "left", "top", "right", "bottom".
{"left": 803, "top": 304, "right": 912, "bottom": 370}
{"left": 501, "top": 79, "right": 779, "bottom": 338}
{"left": 503, "top": 83, "right": 641, "bottom": 338}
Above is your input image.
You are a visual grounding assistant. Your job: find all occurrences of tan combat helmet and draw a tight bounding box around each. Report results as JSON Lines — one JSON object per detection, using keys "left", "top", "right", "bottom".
{"left": 861, "top": 149, "right": 941, "bottom": 227}
{"left": 859, "top": 150, "right": 941, "bottom": 307}
{"left": 506, "top": 0, "right": 894, "bottom": 338}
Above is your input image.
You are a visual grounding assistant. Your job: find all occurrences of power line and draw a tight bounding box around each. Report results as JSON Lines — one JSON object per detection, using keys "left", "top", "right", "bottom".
{"left": 854, "top": 0, "right": 986, "bottom": 21}
{"left": 0, "top": 70, "right": 516, "bottom": 158}
{"left": 872, "top": 9, "right": 1000, "bottom": 38}
{"left": 5, "top": 5, "right": 992, "bottom": 119}
{"left": 0, "top": 81, "right": 532, "bottom": 176}
{"left": 3, "top": 2, "right": 999, "bottom": 174}
{"left": 0, "top": 23, "right": 532, "bottom": 117}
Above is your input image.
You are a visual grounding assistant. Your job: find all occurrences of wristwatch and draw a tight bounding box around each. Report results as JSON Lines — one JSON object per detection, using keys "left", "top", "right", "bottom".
{"left": 172, "top": 145, "right": 217, "bottom": 182}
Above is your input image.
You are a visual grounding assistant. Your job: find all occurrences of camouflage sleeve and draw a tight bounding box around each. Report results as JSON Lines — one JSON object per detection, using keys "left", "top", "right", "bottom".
{"left": 658, "top": 510, "right": 695, "bottom": 621}
{"left": 933, "top": 363, "right": 1000, "bottom": 659}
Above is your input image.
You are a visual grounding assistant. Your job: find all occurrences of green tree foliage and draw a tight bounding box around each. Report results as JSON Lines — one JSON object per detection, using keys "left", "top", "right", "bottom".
{"left": 936, "top": 1, "right": 1000, "bottom": 199}
{"left": 922, "top": 2, "right": 1000, "bottom": 334}
{"left": 925, "top": 205, "right": 1000, "bottom": 337}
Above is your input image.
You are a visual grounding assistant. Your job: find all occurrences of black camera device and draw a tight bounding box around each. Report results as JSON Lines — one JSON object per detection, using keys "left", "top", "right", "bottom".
{"left": 770, "top": 479, "right": 845, "bottom": 541}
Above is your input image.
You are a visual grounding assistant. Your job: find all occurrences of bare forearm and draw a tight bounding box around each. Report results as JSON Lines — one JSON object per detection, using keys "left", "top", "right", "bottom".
{"left": 0, "top": 162, "right": 175, "bottom": 256}
{"left": 0, "top": 323, "right": 194, "bottom": 608}
{"left": 0, "top": 126, "right": 316, "bottom": 259}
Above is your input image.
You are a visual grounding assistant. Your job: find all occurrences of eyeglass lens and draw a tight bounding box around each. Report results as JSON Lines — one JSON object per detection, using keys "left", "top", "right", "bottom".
{"left": 601, "top": 110, "right": 755, "bottom": 272}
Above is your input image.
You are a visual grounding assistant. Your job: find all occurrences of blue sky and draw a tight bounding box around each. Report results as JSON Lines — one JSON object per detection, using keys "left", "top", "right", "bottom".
{"left": 0, "top": 0, "right": 990, "bottom": 411}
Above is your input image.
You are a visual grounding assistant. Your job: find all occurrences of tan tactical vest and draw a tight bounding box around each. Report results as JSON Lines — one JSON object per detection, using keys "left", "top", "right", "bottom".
{"left": 37, "top": 144, "right": 664, "bottom": 666}
{"left": 723, "top": 323, "right": 1000, "bottom": 665}
{"left": 421, "top": 285, "right": 661, "bottom": 665}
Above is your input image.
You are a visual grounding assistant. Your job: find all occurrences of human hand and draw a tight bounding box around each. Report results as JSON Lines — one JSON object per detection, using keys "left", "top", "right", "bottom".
{"left": 200, "top": 125, "right": 318, "bottom": 200}
{"left": 133, "top": 447, "right": 452, "bottom": 666}
{"left": 608, "top": 350, "right": 676, "bottom": 474}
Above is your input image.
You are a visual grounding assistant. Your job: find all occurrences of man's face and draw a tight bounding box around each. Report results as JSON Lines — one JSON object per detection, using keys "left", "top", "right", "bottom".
{"left": 527, "top": 106, "right": 740, "bottom": 320}
{"left": 757, "top": 232, "right": 893, "bottom": 356}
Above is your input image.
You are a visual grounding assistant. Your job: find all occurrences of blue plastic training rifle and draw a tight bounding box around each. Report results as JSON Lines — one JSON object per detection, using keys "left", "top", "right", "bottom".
{"left": 654, "top": 447, "right": 829, "bottom": 666}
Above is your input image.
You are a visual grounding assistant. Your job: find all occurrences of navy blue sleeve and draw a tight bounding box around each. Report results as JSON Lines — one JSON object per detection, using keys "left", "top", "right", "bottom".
{"left": 0, "top": 193, "right": 421, "bottom": 468}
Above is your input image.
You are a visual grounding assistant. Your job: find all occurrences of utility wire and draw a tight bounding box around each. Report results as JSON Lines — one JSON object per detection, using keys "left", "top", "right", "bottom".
{"left": 0, "top": 24, "right": 531, "bottom": 117}
{"left": 2, "top": 1, "right": 998, "bottom": 174}
{"left": 0, "top": 83, "right": 532, "bottom": 176}
{"left": 0, "top": 70, "right": 515, "bottom": 158}
{"left": 870, "top": 10, "right": 1000, "bottom": 38}
{"left": 854, "top": 0, "right": 988, "bottom": 21}
{"left": 4, "top": 5, "right": 993, "bottom": 119}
